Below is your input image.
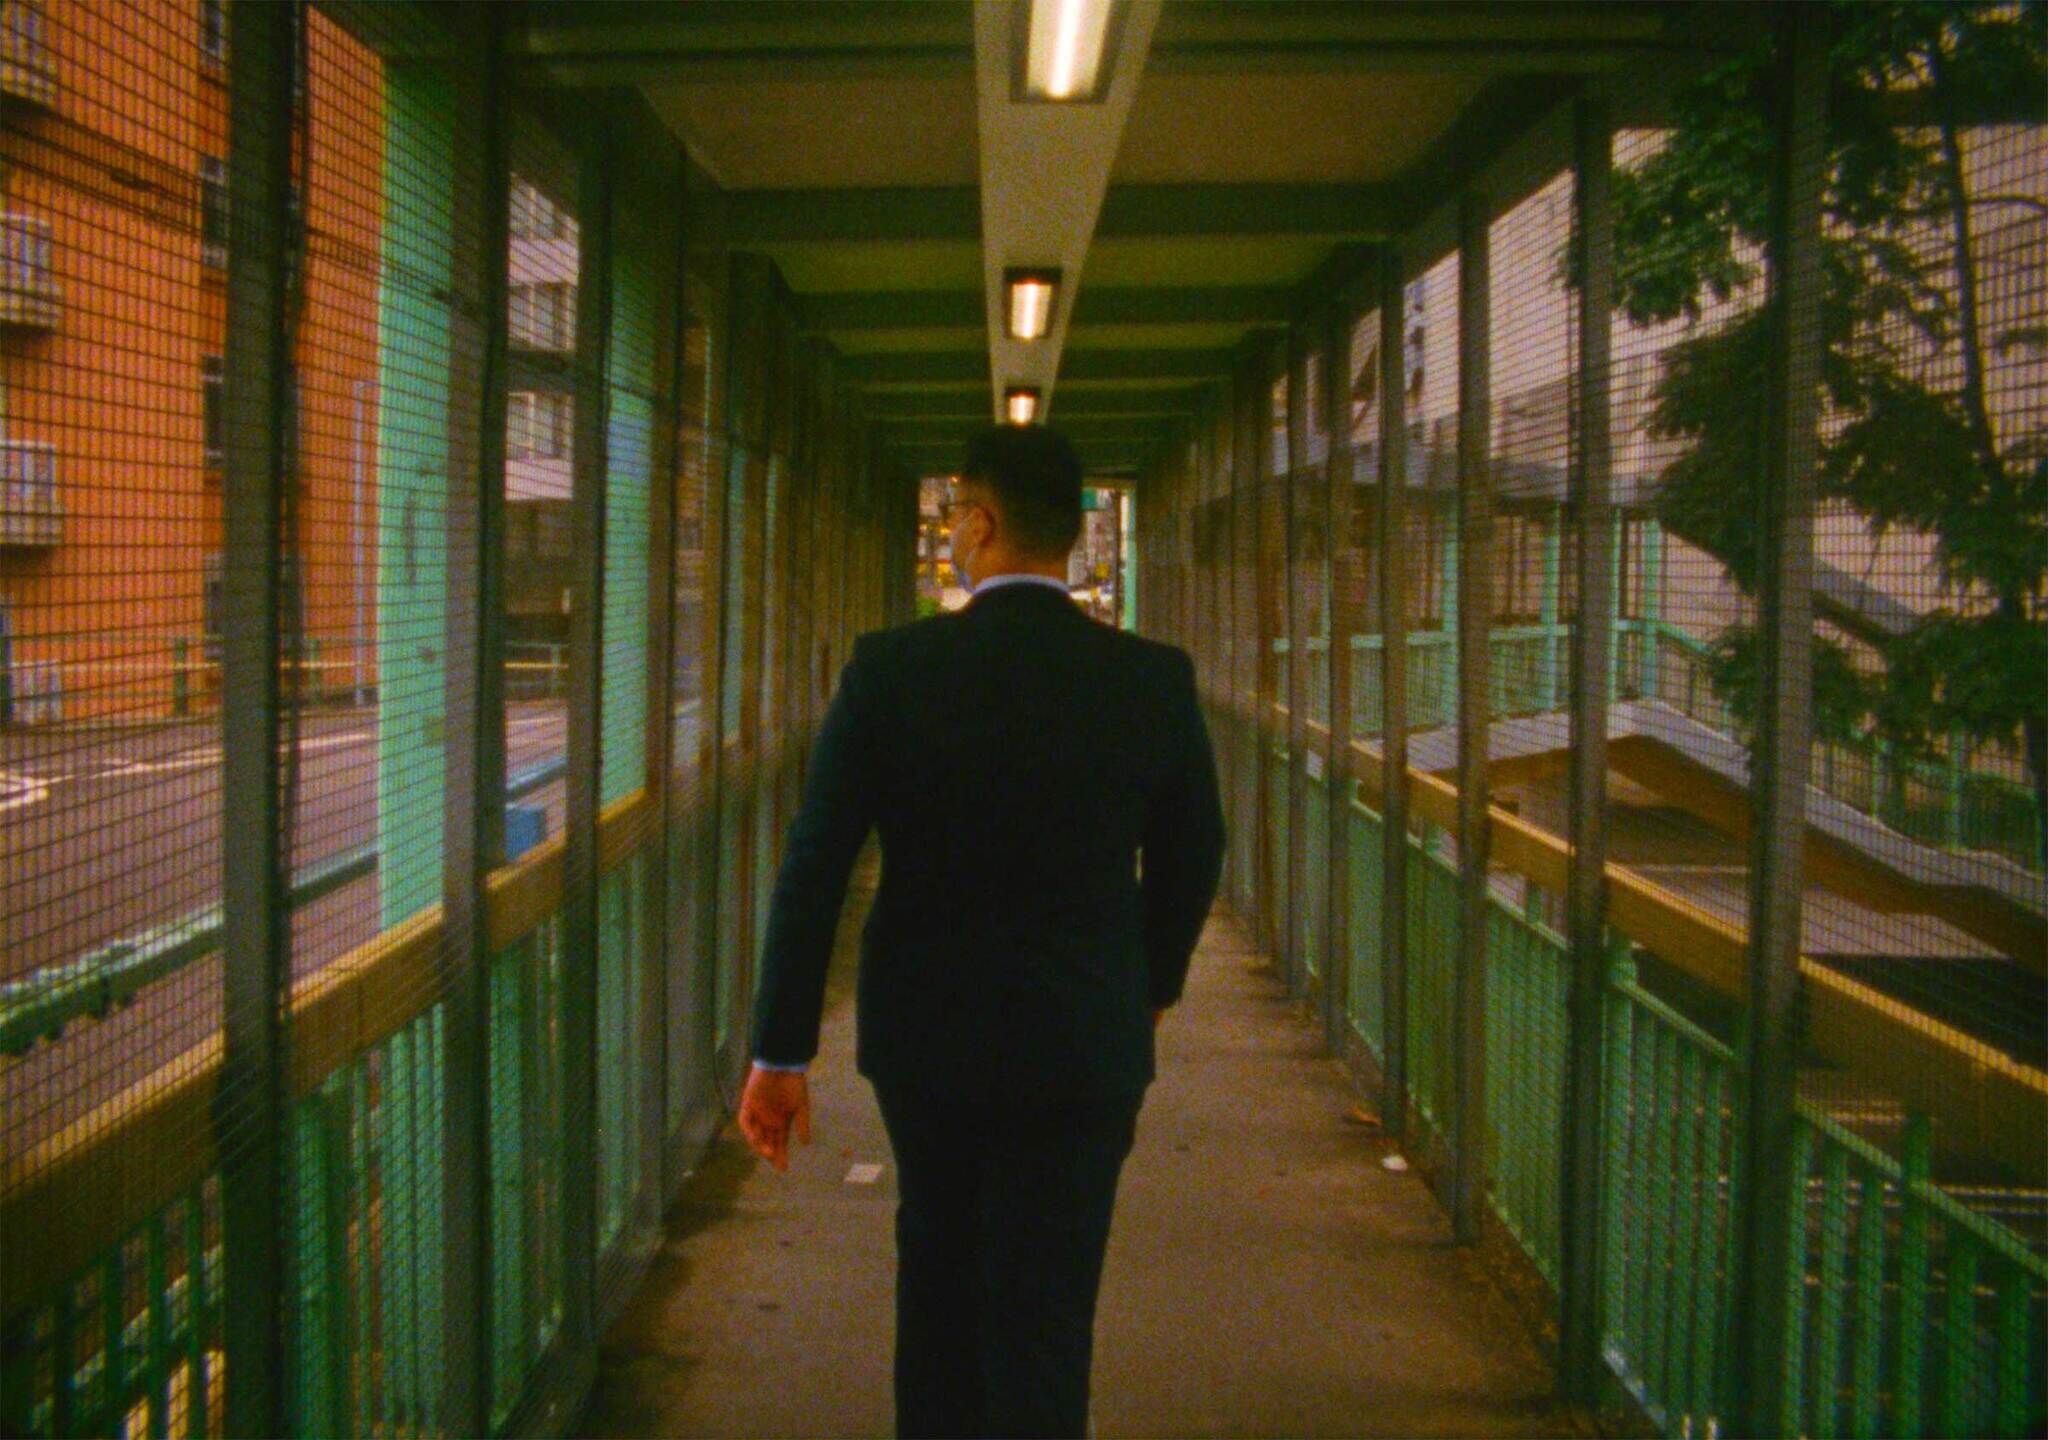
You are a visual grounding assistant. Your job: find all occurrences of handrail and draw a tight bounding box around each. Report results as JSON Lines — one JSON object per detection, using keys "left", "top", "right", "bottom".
{"left": 0, "top": 783, "right": 655, "bottom": 1310}
{"left": 1324, "top": 721, "right": 2048, "bottom": 1182}
{"left": 0, "top": 756, "right": 569, "bottom": 1054}
{"left": 1797, "top": 1104, "right": 2048, "bottom": 1281}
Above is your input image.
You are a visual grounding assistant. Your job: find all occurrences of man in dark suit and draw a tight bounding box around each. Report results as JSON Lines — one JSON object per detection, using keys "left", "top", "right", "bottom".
{"left": 737, "top": 424, "right": 1227, "bottom": 1439}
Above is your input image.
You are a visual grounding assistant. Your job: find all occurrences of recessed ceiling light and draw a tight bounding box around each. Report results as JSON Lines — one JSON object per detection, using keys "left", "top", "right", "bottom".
{"left": 1023, "top": 0, "right": 1117, "bottom": 102}
{"left": 1005, "top": 387, "right": 1041, "bottom": 425}
{"left": 1005, "top": 268, "right": 1060, "bottom": 341}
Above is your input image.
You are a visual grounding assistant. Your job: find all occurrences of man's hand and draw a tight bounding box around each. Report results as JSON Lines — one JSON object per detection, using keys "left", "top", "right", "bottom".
{"left": 738, "top": 1064, "right": 812, "bottom": 1172}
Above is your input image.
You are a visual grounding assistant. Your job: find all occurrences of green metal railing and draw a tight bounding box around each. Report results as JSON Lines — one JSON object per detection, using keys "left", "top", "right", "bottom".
{"left": 0, "top": 862, "right": 655, "bottom": 1440}
{"left": 1316, "top": 758, "right": 2048, "bottom": 1438}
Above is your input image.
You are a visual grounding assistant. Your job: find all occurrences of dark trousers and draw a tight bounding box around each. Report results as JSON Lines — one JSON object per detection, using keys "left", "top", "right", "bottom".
{"left": 871, "top": 1081, "right": 1145, "bottom": 1440}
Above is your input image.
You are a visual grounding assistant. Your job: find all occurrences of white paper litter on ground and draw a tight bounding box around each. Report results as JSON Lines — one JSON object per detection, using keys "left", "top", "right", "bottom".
{"left": 845, "top": 1163, "right": 885, "bottom": 1184}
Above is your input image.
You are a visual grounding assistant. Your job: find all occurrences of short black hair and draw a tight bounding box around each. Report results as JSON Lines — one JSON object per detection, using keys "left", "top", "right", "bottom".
{"left": 960, "top": 425, "right": 1084, "bottom": 558}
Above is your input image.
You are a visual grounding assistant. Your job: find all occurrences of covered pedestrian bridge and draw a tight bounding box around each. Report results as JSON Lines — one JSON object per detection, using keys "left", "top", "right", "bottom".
{"left": 1, "top": 2, "right": 2042, "bottom": 1437}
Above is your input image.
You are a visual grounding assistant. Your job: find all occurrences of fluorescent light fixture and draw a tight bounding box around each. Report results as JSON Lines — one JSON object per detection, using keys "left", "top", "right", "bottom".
{"left": 1005, "top": 268, "right": 1060, "bottom": 341}
{"left": 1024, "top": 0, "right": 1115, "bottom": 101}
{"left": 1005, "top": 387, "right": 1041, "bottom": 425}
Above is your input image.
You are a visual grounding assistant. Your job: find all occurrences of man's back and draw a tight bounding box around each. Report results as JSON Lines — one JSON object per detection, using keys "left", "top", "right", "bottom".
{"left": 750, "top": 581, "right": 1227, "bottom": 1108}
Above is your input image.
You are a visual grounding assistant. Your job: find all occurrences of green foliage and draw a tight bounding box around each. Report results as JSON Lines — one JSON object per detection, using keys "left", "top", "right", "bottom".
{"left": 1704, "top": 624, "right": 1887, "bottom": 753}
{"left": 1610, "top": 0, "right": 2047, "bottom": 833}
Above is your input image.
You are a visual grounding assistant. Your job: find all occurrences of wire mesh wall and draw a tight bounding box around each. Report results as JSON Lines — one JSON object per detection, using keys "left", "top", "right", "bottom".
{"left": 0, "top": 3, "right": 906, "bottom": 1435}
{"left": 1141, "top": 8, "right": 2044, "bottom": 1435}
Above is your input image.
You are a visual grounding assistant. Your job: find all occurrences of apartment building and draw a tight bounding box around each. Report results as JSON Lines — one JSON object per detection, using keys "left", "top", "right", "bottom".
{"left": 0, "top": 0, "right": 382, "bottom": 723}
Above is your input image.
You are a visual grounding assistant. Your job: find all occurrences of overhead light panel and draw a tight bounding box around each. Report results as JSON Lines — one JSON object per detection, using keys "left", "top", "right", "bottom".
{"left": 1022, "top": 0, "right": 1117, "bottom": 102}
{"left": 1005, "top": 268, "right": 1060, "bottom": 341}
{"left": 1005, "top": 387, "right": 1041, "bottom": 425}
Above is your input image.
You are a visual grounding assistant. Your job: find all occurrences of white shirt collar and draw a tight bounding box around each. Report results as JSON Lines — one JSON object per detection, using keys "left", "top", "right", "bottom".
{"left": 970, "top": 572, "right": 1071, "bottom": 597}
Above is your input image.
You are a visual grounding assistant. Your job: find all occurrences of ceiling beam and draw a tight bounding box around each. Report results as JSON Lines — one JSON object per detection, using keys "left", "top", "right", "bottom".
{"left": 1095, "top": 183, "right": 1400, "bottom": 240}
{"left": 801, "top": 285, "right": 1292, "bottom": 333}
{"left": 845, "top": 352, "right": 991, "bottom": 385}
{"left": 844, "top": 349, "right": 1231, "bottom": 388}
{"left": 1147, "top": 4, "right": 1671, "bottom": 53}
{"left": 867, "top": 386, "right": 1205, "bottom": 419}
{"left": 511, "top": 3, "right": 1730, "bottom": 86}
{"left": 1059, "top": 348, "right": 1235, "bottom": 382}
{"left": 1145, "top": 7, "right": 1715, "bottom": 79}
{"left": 729, "top": 187, "right": 982, "bottom": 245}
{"left": 729, "top": 183, "right": 1403, "bottom": 246}
{"left": 882, "top": 415, "right": 1170, "bottom": 439}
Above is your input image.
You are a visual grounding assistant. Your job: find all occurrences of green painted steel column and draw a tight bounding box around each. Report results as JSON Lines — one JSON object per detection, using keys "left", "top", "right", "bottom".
{"left": 1376, "top": 252, "right": 1412, "bottom": 1146}
{"left": 643, "top": 141, "right": 687, "bottom": 1195}
{"left": 1285, "top": 329, "right": 1309, "bottom": 999}
{"left": 562, "top": 97, "right": 618, "bottom": 1361}
{"left": 1559, "top": 88, "right": 1617, "bottom": 1406}
{"left": 596, "top": 150, "right": 659, "bottom": 1256}
{"left": 1321, "top": 301, "right": 1356, "bottom": 1054}
{"left": 1729, "top": 7, "right": 1826, "bottom": 1433}
{"left": 436, "top": 9, "right": 509, "bottom": 1433}
{"left": 1450, "top": 190, "right": 1494, "bottom": 1249}
{"left": 218, "top": 4, "right": 295, "bottom": 1430}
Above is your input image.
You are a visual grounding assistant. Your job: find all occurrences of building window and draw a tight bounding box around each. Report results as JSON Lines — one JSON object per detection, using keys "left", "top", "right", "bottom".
{"left": 508, "top": 390, "right": 571, "bottom": 461}
{"left": 200, "top": 156, "right": 228, "bottom": 270}
{"left": 199, "top": 0, "right": 226, "bottom": 64}
{"left": 510, "top": 180, "right": 569, "bottom": 240}
{"left": 202, "top": 354, "right": 224, "bottom": 468}
{"left": 509, "top": 282, "right": 574, "bottom": 351}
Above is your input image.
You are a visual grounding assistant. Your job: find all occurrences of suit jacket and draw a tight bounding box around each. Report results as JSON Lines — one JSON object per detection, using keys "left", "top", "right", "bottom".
{"left": 748, "top": 579, "right": 1228, "bottom": 1105}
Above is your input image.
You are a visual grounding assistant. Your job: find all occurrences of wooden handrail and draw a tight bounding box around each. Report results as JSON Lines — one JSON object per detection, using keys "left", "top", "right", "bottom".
{"left": 1329, "top": 723, "right": 2047, "bottom": 1181}
{"left": 1, "top": 786, "right": 656, "bottom": 1311}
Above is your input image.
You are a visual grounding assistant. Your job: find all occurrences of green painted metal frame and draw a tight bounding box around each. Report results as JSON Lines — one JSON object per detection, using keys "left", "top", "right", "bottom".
{"left": 217, "top": 4, "right": 298, "bottom": 1431}
{"left": 1558, "top": 87, "right": 1615, "bottom": 1405}
{"left": 1451, "top": 190, "right": 1493, "bottom": 1246}
{"left": 1375, "top": 249, "right": 1413, "bottom": 1146}
{"left": 438, "top": 10, "right": 511, "bottom": 1432}
{"left": 1729, "top": 9, "right": 1825, "bottom": 1433}
{"left": 561, "top": 95, "right": 618, "bottom": 1361}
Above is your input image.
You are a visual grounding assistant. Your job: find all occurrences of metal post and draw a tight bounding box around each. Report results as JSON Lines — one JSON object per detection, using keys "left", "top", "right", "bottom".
{"left": 436, "top": 9, "right": 509, "bottom": 1434}
{"left": 562, "top": 99, "right": 617, "bottom": 1357}
{"left": 1452, "top": 189, "right": 1493, "bottom": 1247}
{"left": 1245, "top": 362, "right": 1261, "bottom": 934}
{"left": 1376, "top": 250, "right": 1411, "bottom": 1145}
{"left": 1322, "top": 302, "right": 1356, "bottom": 1053}
{"left": 217, "top": 2, "right": 294, "bottom": 1433}
{"left": 640, "top": 140, "right": 686, "bottom": 1212}
{"left": 1559, "top": 88, "right": 1616, "bottom": 1404}
{"left": 1285, "top": 330, "right": 1308, "bottom": 997}
{"left": 1241, "top": 365, "right": 1262, "bottom": 923}
{"left": 1731, "top": 6, "right": 1826, "bottom": 1434}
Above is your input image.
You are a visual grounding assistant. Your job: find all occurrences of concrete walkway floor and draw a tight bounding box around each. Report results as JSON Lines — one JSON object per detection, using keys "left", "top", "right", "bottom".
{"left": 581, "top": 853, "right": 1581, "bottom": 1438}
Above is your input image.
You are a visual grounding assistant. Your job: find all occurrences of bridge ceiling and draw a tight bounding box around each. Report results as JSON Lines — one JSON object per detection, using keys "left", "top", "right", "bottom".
{"left": 517, "top": 0, "right": 1730, "bottom": 481}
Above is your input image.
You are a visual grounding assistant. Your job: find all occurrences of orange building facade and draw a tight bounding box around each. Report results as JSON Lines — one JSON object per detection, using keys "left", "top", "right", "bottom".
{"left": 0, "top": 0, "right": 382, "bottom": 723}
